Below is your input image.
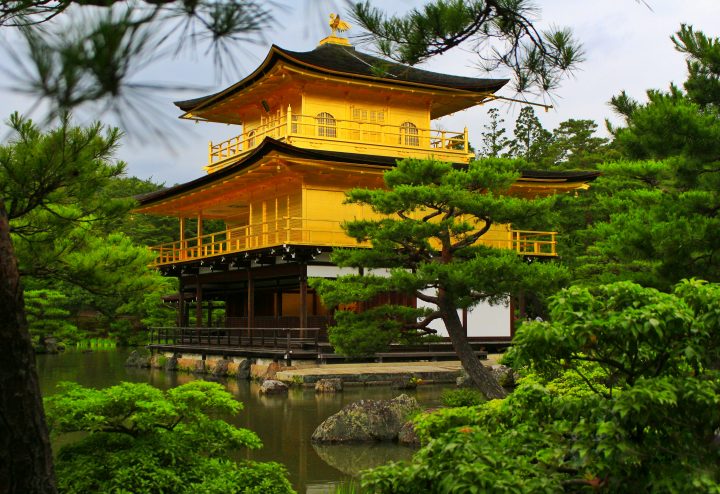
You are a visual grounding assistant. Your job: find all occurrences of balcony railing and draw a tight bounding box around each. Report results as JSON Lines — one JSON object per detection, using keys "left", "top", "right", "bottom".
{"left": 207, "top": 107, "right": 470, "bottom": 172}
{"left": 150, "top": 218, "right": 556, "bottom": 266}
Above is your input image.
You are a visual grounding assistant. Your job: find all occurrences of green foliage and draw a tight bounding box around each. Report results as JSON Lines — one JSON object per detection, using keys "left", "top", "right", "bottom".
{"left": 45, "top": 380, "right": 295, "bottom": 494}
{"left": 562, "top": 26, "right": 720, "bottom": 288}
{"left": 506, "top": 106, "right": 552, "bottom": 165}
{"left": 440, "top": 388, "right": 484, "bottom": 408}
{"left": 542, "top": 119, "right": 617, "bottom": 169}
{"left": 363, "top": 281, "right": 720, "bottom": 492}
{"left": 2, "top": 114, "right": 176, "bottom": 343}
{"left": 478, "top": 108, "right": 509, "bottom": 158}
{"left": 24, "top": 289, "right": 80, "bottom": 344}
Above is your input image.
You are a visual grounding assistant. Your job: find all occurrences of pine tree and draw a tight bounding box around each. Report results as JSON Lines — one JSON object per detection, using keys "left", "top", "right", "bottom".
{"left": 479, "top": 108, "right": 509, "bottom": 158}
{"left": 507, "top": 106, "right": 553, "bottom": 166}
{"left": 351, "top": 0, "right": 583, "bottom": 94}
{"left": 312, "top": 158, "right": 567, "bottom": 399}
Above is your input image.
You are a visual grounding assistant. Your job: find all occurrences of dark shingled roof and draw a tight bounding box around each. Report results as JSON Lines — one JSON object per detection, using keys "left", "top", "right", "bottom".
{"left": 175, "top": 43, "right": 508, "bottom": 113}
{"left": 136, "top": 138, "right": 600, "bottom": 207}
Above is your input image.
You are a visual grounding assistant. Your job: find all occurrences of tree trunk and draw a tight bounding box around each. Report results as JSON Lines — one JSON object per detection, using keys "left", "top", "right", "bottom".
{"left": 0, "top": 202, "right": 57, "bottom": 493}
{"left": 439, "top": 297, "right": 507, "bottom": 400}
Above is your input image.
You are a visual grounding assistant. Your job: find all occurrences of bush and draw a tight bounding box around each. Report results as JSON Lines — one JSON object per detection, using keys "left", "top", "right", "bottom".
{"left": 360, "top": 281, "right": 720, "bottom": 493}
{"left": 440, "top": 388, "right": 485, "bottom": 407}
{"left": 45, "top": 380, "right": 295, "bottom": 494}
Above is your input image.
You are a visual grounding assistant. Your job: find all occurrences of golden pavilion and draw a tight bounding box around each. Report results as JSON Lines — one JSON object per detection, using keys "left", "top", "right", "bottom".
{"left": 136, "top": 21, "right": 598, "bottom": 357}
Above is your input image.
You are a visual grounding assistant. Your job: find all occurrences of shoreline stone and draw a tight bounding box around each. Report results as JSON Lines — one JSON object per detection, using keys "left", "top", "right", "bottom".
{"left": 259, "top": 379, "right": 289, "bottom": 394}
{"left": 124, "top": 349, "right": 151, "bottom": 368}
{"left": 311, "top": 394, "right": 420, "bottom": 443}
{"left": 315, "top": 378, "right": 343, "bottom": 393}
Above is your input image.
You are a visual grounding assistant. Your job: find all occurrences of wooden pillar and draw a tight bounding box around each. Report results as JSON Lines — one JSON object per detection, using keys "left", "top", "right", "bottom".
{"left": 247, "top": 269, "right": 255, "bottom": 329}
{"left": 299, "top": 263, "right": 307, "bottom": 331}
{"left": 178, "top": 276, "right": 186, "bottom": 326}
{"left": 197, "top": 212, "right": 203, "bottom": 258}
{"left": 195, "top": 276, "right": 203, "bottom": 328}
{"left": 274, "top": 280, "right": 282, "bottom": 324}
{"left": 179, "top": 217, "right": 186, "bottom": 260}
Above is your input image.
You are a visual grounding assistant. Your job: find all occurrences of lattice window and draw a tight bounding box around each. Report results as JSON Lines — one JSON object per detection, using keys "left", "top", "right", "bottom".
{"left": 316, "top": 112, "right": 337, "bottom": 138}
{"left": 400, "top": 122, "right": 419, "bottom": 146}
{"left": 352, "top": 107, "right": 385, "bottom": 123}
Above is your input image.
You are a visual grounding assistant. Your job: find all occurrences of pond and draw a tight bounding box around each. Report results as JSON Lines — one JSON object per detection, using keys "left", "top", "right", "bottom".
{"left": 36, "top": 349, "right": 448, "bottom": 493}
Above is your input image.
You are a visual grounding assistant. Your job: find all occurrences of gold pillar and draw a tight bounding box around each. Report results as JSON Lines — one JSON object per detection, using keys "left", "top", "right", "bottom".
{"left": 179, "top": 217, "right": 186, "bottom": 260}
{"left": 197, "top": 212, "right": 203, "bottom": 258}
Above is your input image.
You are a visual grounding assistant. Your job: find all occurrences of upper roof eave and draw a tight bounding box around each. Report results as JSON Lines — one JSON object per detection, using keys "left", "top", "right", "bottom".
{"left": 174, "top": 43, "right": 509, "bottom": 116}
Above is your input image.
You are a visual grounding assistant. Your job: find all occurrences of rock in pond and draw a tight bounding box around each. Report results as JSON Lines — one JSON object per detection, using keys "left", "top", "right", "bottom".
{"left": 311, "top": 394, "right": 420, "bottom": 443}
{"left": 125, "top": 349, "right": 151, "bottom": 368}
{"left": 259, "top": 379, "right": 289, "bottom": 394}
{"left": 315, "top": 378, "right": 343, "bottom": 393}
{"left": 397, "top": 420, "right": 420, "bottom": 446}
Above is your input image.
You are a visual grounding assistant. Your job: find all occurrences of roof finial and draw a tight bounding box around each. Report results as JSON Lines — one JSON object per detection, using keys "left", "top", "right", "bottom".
{"left": 329, "top": 13, "right": 350, "bottom": 36}
{"left": 319, "top": 13, "right": 352, "bottom": 46}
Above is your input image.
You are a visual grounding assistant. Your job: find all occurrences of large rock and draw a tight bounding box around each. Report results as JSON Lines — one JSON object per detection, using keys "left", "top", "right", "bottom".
{"left": 125, "top": 349, "right": 151, "bottom": 368}
{"left": 311, "top": 394, "right": 420, "bottom": 443}
{"left": 35, "top": 336, "right": 64, "bottom": 354}
{"left": 164, "top": 354, "right": 178, "bottom": 372}
{"left": 397, "top": 420, "right": 420, "bottom": 446}
{"left": 212, "top": 359, "right": 230, "bottom": 378}
{"left": 236, "top": 359, "right": 251, "bottom": 380}
{"left": 259, "top": 379, "right": 289, "bottom": 394}
{"left": 315, "top": 378, "right": 343, "bottom": 393}
{"left": 456, "top": 365, "right": 518, "bottom": 389}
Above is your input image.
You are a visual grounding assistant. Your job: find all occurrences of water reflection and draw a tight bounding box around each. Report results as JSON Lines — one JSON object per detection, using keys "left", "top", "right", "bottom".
{"left": 37, "top": 349, "right": 444, "bottom": 493}
{"left": 313, "top": 443, "right": 416, "bottom": 476}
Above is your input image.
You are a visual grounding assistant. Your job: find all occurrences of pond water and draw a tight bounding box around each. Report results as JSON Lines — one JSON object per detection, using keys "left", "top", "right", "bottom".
{"left": 37, "top": 349, "right": 447, "bottom": 493}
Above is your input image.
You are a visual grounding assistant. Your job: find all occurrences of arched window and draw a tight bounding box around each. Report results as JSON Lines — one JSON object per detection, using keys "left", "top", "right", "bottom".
{"left": 247, "top": 130, "right": 256, "bottom": 148}
{"left": 400, "top": 122, "right": 419, "bottom": 146}
{"left": 316, "top": 112, "right": 337, "bottom": 138}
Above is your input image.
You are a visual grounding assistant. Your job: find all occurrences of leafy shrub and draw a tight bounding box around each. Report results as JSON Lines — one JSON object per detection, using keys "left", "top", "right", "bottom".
{"left": 440, "top": 388, "right": 484, "bottom": 407}
{"left": 45, "top": 380, "right": 295, "bottom": 494}
{"left": 360, "top": 281, "right": 720, "bottom": 493}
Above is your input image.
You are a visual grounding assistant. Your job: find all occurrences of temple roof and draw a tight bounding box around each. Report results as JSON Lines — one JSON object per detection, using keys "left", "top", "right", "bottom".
{"left": 174, "top": 43, "right": 508, "bottom": 114}
{"left": 136, "top": 138, "right": 600, "bottom": 208}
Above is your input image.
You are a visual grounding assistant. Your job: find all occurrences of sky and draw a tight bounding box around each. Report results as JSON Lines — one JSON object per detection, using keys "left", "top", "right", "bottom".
{"left": 0, "top": 0, "right": 719, "bottom": 185}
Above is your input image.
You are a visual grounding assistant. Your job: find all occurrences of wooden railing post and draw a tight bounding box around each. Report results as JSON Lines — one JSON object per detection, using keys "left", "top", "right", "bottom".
{"left": 464, "top": 127, "right": 469, "bottom": 153}
{"left": 286, "top": 105, "right": 292, "bottom": 139}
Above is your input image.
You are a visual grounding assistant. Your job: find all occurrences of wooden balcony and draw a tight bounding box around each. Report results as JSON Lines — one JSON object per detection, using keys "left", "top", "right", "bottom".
{"left": 150, "top": 218, "right": 557, "bottom": 267}
{"left": 207, "top": 107, "right": 471, "bottom": 172}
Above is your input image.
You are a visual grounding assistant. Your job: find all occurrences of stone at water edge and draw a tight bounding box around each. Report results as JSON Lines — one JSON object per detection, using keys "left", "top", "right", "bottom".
{"left": 124, "top": 349, "right": 151, "bottom": 368}
{"left": 212, "top": 359, "right": 230, "bottom": 378}
{"left": 311, "top": 394, "right": 420, "bottom": 443}
{"left": 456, "top": 364, "right": 518, "bottom": 388}
{"left": 236, "top": 359, "right": 251, "bottom": 380}
{"left": 260, "top": 379, "right": 289, "bottom": 394}
{"left": 397, "top": 420, "right": 420, "bottom": 446}
{"left": 315, "top": 378, "right": 343, "bottom": 393}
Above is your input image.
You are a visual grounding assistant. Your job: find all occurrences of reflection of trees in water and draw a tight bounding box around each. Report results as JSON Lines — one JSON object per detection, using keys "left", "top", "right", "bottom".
{"left": 312, "top": 443, "right": 416, "bottom": 477}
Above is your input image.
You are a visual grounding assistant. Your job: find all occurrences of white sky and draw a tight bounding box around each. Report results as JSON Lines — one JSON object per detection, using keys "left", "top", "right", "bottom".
{"left": 0, "top": 0, "right": 719, "bottom": 185}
